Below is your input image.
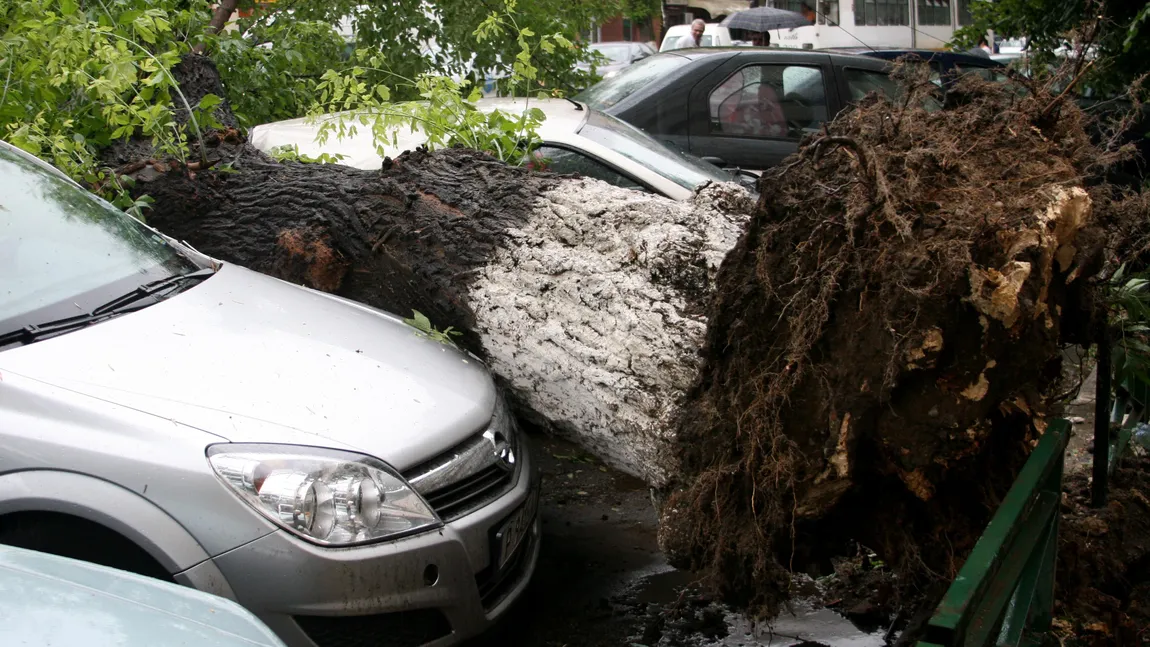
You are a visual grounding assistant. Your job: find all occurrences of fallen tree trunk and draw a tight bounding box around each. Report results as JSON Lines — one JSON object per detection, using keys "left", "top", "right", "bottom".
{"left": 124, "top": 57, "right": 754, "bottom": 485}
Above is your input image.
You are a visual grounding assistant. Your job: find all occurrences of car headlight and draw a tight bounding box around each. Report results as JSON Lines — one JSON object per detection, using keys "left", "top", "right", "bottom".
{"left": 483, "top": 394, "right": 519, "bottom": 470}
{"left": 208, "top": 445, "right": 440, "bottom": 546}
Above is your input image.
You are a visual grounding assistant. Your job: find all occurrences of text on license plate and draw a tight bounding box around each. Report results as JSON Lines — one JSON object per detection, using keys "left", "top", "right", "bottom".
{"left": 496, "top": 490, "right": 538, "bottom": 570}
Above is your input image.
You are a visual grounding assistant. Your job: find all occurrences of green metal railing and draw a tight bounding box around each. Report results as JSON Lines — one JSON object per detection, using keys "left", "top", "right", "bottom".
{"left": 1098, "top": 372, "right": 1148, "bottom": 499}
{"left": 917, "top": 342, "right": 1150, "bottom": 647}
{"left": 915, "top": 418, "right": 1069, "bottom": 647}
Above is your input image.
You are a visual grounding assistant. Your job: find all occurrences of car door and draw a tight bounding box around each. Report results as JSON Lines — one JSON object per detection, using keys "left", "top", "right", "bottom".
{"left": 686, "top": 52, "right": 837, "bottom": 170}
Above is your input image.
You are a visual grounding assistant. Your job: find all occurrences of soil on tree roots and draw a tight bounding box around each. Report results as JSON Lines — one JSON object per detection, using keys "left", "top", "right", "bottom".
{"left": 658, "top": 63, "right": 1132, "bottom": 621}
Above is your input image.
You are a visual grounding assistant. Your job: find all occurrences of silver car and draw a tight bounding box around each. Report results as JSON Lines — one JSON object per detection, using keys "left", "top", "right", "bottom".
{"left": 0, "top": 140, "right": 540, "bottom": 647}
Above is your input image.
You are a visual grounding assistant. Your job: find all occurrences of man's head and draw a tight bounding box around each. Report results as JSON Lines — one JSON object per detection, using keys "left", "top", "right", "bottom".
{"left": 750, "top": 31, "right": 764, "bottom": 46}
{"left": 690, "top": 19, "right": 706, "bottom": 44}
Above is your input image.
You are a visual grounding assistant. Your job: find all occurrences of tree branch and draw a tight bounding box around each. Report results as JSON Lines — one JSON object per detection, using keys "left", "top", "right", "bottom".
{"left": 192, "top": 0, "right": 239, "bottom": 54}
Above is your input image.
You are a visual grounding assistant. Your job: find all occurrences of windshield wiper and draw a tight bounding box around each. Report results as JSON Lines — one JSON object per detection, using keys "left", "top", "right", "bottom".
{"left": 91, "top": 267, "right": 216, "bottom": 316}
{"left": 0, "top": 268, "right": 216, "bottom": 348}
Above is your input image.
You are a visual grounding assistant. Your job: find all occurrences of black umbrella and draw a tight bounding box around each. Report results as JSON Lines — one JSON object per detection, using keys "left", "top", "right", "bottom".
{"left": 720, "top": 6, "right": 812, "bottom": 32}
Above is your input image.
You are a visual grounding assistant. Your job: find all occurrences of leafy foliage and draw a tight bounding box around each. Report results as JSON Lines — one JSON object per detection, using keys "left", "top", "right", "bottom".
{"left": 308, "top": 4, "right": 565, "bottom": 166}
{"left": 0, "top": 0, "right": 619, "bottom": 198}
{"left": 211, "top": 16, "right": 347, "bottom": 128}
{"left": 0, "top": 0, "right": 208, "bottom": 210}
{"left": 265, "top": 143, "right": 347, "bottom": 164}
{"left": 1110, "top": 264, "right": 1150, "bottom": 387}
{"left": 955, "top": 0, "right": 1150, "bottom": 94}
{"left": 248, "top": 0, "right": 632, "bottom": 98}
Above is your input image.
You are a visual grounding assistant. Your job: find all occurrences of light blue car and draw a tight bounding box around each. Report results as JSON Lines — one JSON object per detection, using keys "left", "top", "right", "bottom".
{"left": 0, "top": 544, "right": 286, "bottom": 646}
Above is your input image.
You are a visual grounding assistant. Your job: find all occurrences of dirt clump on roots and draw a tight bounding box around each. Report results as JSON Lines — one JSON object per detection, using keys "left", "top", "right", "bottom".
{"left": 657, "top": 64, "right": 1130, "bottom": 619}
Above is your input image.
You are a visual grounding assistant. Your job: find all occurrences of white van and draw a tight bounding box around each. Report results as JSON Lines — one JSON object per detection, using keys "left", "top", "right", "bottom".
{"left": 659, "top": 23, "right": 733, "bottom": 51}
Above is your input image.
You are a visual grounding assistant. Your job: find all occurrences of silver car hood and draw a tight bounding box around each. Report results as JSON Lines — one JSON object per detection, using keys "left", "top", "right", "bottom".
{"left": 0, "top": 264, "right": 495, "bottom": 471}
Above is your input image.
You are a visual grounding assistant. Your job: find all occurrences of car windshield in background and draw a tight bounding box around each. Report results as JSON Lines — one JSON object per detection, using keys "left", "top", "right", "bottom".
{"left": 579, "top": 110, "right": 733, "bottom": 191}
{"left": 0, "top": 146, "right": 198, "bottom": 329}
{"left": 576, "top": 54, "right": 692, "bottom": 110}
{"left": 591, "top": 44, "right": 631, "bottom": 64}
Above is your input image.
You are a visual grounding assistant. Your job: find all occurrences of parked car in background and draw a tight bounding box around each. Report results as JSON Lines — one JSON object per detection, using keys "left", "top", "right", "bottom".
{"left": 579, "top": 42, "right": 657, "bottom": 79}
{"left": 575, "top": 48, "right": 903, "bottom": 171}
{"left": 0, "top": 544, "right": 286, "bottom": 646}
{"left": 659, "top": 23, "right": 733, "bottom": 51}
{"left": 0, "top": 139, "right": 541, "bottom": 647}
{"left": 250, "top": 98, "right": 755, "bottom": 200}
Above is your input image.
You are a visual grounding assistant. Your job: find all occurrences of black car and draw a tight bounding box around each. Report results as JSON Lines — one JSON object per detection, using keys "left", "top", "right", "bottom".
{"left": 574, "top": 48, "right": 1002, "bottom": 171}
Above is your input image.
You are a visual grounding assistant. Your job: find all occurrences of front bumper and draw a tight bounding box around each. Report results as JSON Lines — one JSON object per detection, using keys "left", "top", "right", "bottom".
{"left": 198, "top": 446, "right": 540, "bottom": 647}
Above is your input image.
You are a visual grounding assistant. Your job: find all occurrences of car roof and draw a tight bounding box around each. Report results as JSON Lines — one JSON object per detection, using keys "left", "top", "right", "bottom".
{"left": 646, "top": 46, "right": 893, "bottom": 67}
{"left": 825, "top": 47, "right": 1006, "bottom": 66}
{"left": 249, "top": 98, "right": 589, "bottom": 169}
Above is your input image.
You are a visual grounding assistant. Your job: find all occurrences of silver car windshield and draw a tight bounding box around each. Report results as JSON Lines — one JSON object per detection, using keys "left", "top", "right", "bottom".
{"left": 577, "top": 110, "right": 732, "bottom": 192}
{"left": 576, "top": 54, "right": 691, "bottom": 110}
{"left": 0, "top": 145, "right": 198, "bottom": 327}
{"left": 590, "top": 44, "right": 632, "bottom": 64}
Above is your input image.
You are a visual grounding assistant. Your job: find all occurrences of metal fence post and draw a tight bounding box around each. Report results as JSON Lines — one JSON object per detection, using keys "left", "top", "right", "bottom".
{"left": 1092, "top": 336, "right": 1111, "bottom": 508}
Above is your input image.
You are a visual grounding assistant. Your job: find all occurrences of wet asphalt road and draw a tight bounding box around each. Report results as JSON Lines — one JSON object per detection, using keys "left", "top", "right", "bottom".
{"left": 464, "top": 436, "right": 881, "bottom": 647}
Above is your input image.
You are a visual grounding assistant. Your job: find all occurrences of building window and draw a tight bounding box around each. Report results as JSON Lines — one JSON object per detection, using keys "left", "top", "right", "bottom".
{"left": 768, "top": 0, "right": 808, "bottom": 12}
{"left": 854, "top": 0, "right": 909, "bottom": 26}
{"left": 818, "top": 0, "right": 840, "bottom": 24}
{"left": 623, "top": 18, "right": 632, "bottom": 41}
{"left": 957, "top": 0, "right": 974, "bottom": 25}
{"left": 917, "top": 0, "right": 951, "bottom": 25}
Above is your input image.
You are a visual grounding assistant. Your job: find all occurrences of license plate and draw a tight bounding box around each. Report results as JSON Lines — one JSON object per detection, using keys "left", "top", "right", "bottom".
{"left": 495, "top": 489, "right": 539, "bottom": 571}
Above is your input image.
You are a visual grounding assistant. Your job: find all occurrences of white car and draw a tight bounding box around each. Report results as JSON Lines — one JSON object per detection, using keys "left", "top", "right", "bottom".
{"left": 659, "top": 23, "right": 734, "bottom": 51}
{"left": 249, "top": 98, "right": 749, "bottom": 201}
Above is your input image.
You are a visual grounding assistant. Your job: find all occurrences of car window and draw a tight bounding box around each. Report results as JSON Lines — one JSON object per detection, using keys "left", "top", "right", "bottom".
{"left": 844, "top": 67, "right": 943, "bottom": 111}
{"left": 532, "top": 145, "right": 649, "bottom": 192}
{"left": 844, "top": 67, "right": 903, "bottom": 101}
{"left": 953, "top": 64, "right": 1009, "bottom": 83}
{"left": 708, "top": 65, "right": 828, "bottom": 140}
{"left": 0, "top": 145, "right": 198, "bottom": 329}
{"left": 577, "top": 110, "right": 733, "bottom": 192}
{"left": 592, "top": 44, "right": 631, "bottom": 65}
{"left": 575, "top": 54, "right": 693, "bottom": 110}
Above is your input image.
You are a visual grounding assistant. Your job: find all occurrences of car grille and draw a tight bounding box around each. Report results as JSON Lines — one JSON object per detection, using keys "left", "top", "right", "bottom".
{"left": 421, "top": 464, "right": 514, "bottom": 521}
{"left": 294, "top": 609, "right": 452, "bottom": 647}
{"left": 404, "top": 428, "right": 518, "bottom": 522}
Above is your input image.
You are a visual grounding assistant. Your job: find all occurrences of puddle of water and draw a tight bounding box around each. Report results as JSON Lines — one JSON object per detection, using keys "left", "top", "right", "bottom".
{"left": 714, "top": 603, "right": 887, "bottom": 646}
{"left": 626, "top": 570, "right": 887, "bottom": 647}
{"left": 630, "top": 567, "right": 703, "bottom": 605}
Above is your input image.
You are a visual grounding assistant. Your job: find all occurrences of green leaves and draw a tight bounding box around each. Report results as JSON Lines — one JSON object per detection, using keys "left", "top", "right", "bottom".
{"left": 1110, "top": 263, "right": 1150, "bottom": 389}
{"left": 0, "top": 0, "right": 211, "bottom": 208}
{"left": 403, "top": 309, "right": 463, "bottom": 346}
